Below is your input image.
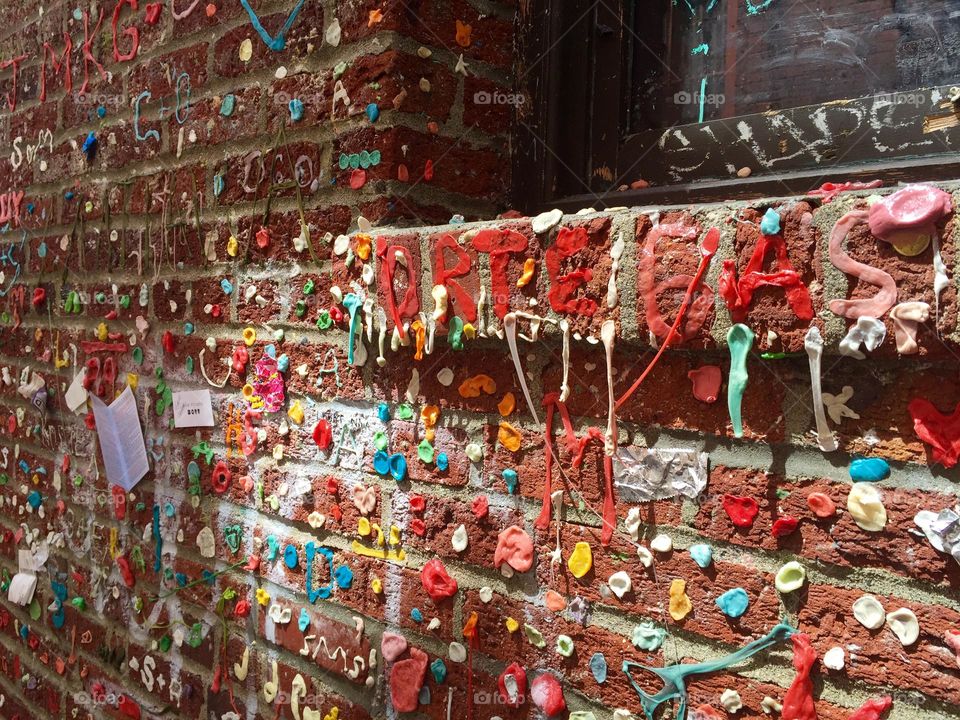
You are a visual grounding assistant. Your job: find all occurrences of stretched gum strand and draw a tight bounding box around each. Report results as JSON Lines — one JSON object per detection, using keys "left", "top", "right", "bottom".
{"left": 727, "top": 323, "right": 754, "bottom": 439}
{"left": 828, "top": 210, "right": 898, "bottom": 319}
{"left": 804, "top": 326, "right": 837, "bottom": 451}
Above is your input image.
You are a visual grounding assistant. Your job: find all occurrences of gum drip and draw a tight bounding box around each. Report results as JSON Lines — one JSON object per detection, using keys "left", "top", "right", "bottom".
{"left": 623, "top": 622, "right": 795, "bottom": 720}
{"left": 726, "top": 324, "right": 754, "bottom": 439}
{"left": 804, "top": 326, "right": 837, "bottom": 451}
{"left": 503, "top": 313, "right": 541, "bottom": 425}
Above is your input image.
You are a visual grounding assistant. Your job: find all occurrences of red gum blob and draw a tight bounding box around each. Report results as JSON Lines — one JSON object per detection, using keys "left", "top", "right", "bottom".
{"left": 808, "top": 180, "right": 882, "bottom": 203}
{"left": 390, "top": 647, "right": 428, "bottom": 712}
{"left": 232, "top": 347, "right": 248, "bottom": 373}
{"left": 530, "top": 673, "right": 566, "bottom": 717}
{"left": 432, "top": 234, "right": 478, "bottom": 322}
{"left": 111, "top": 485, "right": 126, "bottom": 521}
{"left": 687, "top": 365, "right": 722, "bottom": 403}
{"left": 116, "top": 555, "right": 135, "bottom": 588}
{"left": 718, "top": 229, "right": 813, "bottom": 322}
{"left": 782, "top": 633, "right": 817, "bottom": 720}
{"left": 420, "top": 558, "right": 458, "bottom": 601}
{"left": 144, "top": 3, "right": 163, "bottom": 24}
{"left": 848, "top": 696, "right": 893, "bottom": 720}
{"left": 376, "top": 237, "right": 420, "bottom": 331}
{"left": 312, "top": 420, "right": 332, "bottom": 450}
{"left": 721, "top": 494, "right": 760, "bottom": 528}
{"left": 638, "top": 222, "right": 715, "bottom": 342}
{"left": 771, "top": 516, "right": 799, "bottom": 538}
{"left": 545, "top": 226, "right": 597, "bottom": 315}
{"left": 497, "top": 662, "right": 527, "bottom": 707}
{"left": 409, "top": 494, "right": 426, "bottom": 512}
{"left": 471, "top": 228, "right": 528, "bottom": 319}
{"left": 908, "top": 397, "right": 960, "bottom": 468}
{"left": 211, "top": 460, "right": 231, "bottom": 493}
{"left": 806, "top": 491, "right": 836, "bottom": 518}
{"left": 471, "top": 495, "right": 489, "bottom": 519}
{"left": 494, "top": 525, "right": 534, "bottom": 573}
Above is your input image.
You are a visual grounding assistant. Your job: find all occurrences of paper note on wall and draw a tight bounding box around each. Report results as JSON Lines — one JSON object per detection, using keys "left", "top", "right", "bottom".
{"left": 7, "top": 546, "right": 47, "bottom": 606}
{"left": 90, "top": 385, "right": 150, "bottom": 491}
{"left": 173, "top": 389, "right": 214, "bottom": 428}
{"left": 64, "top": 367, "right": 89, "bottom": 412}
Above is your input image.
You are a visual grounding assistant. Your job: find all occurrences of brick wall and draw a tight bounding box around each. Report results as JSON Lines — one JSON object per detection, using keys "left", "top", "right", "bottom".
{"left": 1, "top": 2, "right": 959, "bottom": 720}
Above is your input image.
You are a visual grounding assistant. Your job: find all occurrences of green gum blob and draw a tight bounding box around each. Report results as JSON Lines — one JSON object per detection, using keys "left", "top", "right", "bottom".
{"left": 726, "top": 323, "right": 754, "bottom": 438}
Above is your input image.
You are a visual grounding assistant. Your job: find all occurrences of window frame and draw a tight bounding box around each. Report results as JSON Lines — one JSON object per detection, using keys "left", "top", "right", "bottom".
{"left": 514, "top": 0, "right": 960, "bottom": 213}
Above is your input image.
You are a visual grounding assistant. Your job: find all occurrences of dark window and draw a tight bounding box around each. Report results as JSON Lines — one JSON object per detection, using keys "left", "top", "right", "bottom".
{"left": 516, "top": 0, "right": 960, "bottom": 211}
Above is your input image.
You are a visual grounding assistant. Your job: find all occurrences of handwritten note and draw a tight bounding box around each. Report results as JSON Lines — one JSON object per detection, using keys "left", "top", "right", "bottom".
{"left": 173, "top": 389, "right": 214, "bottom": 428}
{"left": 90, "top": 385, "right": 150, "bottom": 491}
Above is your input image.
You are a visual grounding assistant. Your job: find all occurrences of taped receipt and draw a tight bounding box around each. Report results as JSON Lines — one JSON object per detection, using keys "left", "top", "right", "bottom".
{"left": 90, "top": 385, "right": 150, "bottom": 491}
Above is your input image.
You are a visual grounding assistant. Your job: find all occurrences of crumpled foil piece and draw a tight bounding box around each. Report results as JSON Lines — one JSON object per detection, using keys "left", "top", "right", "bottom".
{"left": 915, "top": 506, "right": 960, "bottom": 565}
{"left": 612, "top": 447, "right": 708, "bottom": 502}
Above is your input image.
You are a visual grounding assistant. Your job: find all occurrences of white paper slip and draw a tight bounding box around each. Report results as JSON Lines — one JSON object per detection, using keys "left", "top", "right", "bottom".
{"left": 90, "top": 384, "right": 150, "bottom": 491}
{"left": 173, "top": 389, "right": 214, "bottom": 428}
{"left": 64, "top": 367, "right": 89, "bottom": 412}
{"left": 7, "top": 572, "right": 36, "bottom": 606}
{"left": 8, "top": 546, "right": 45, "bottom": 606}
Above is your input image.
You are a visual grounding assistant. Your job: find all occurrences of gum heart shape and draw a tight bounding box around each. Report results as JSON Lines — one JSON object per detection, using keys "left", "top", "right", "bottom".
{"left": 389, "top": 647, "right": 428, "bottom": 712}
{"left": 908, "top": 398, "right": 960, "bottom": 468}
{"left": 420, "top": 558, "right": 458, "bottom": 602}
{"left": 352, "top": 484, "right": 377, "bottom": 515}
{"left": 381, "top": 632, "right": 408, "bottom": 662}
{"left": 223, "top": 525, "right": 243, "bottom": 553}
{"left": 144, "top": 2, "right": 162, "bottom": 23}
{"left": 498, "top": 662, "right": 527, "bottom": 707}
{"left": 721, "top": 494, "right": 759, "bottom": 528}
{"left": 494, "top": 525, "right": 534, "bottom": 573}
